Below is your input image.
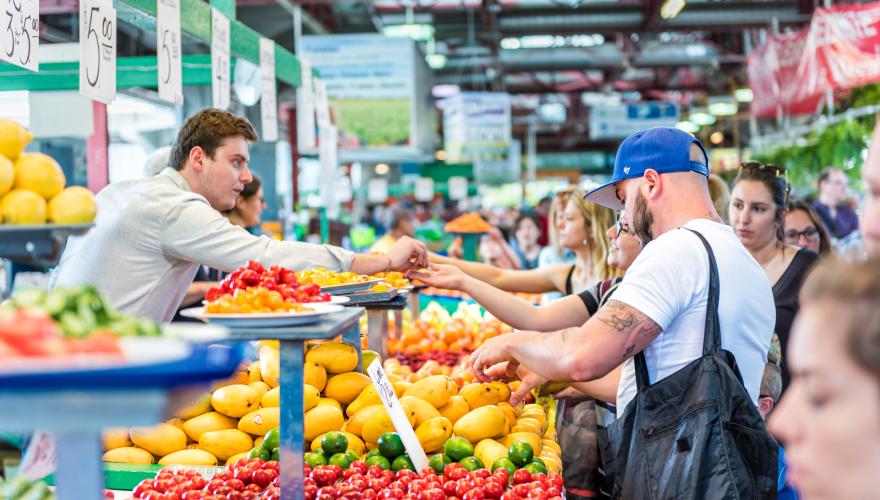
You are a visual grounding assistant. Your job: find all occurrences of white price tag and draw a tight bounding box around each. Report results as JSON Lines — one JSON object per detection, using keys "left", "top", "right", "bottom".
{"left": 210, "top": 8, "right": 230, "bottom": 110}
{"left": 297, "top": 58, "right": 316, "bottom": 150}
{"left": 367, "top": 360, "right": 428, "bottom": 471}
{"left": 79, "top": 0, "right": 116, "bottom": 104}
{"left": 318, "top": 124, "right": 338, "bottom": 219}
{"left": 157, "top": 0, "right": 182, "bottom": 104}
{"left": 314, "top": 77, "right": 330, "bottom": 127}
{"left": 259, "top": 38, "right": 278, "bottom": 142}
{"left": 0, "top": 0, "right": 38, "bottom": 70}
{"left": 414, "top": 177, "right": 434, "bottom": 202}
{"left": 19, "top": 432, "right": 55, "bottom": 480}
{"left": 368, "top": 178, "right": 388, "bottom": 204}
{"left": 448, "top": 176, "right": 468, "bottom": 201}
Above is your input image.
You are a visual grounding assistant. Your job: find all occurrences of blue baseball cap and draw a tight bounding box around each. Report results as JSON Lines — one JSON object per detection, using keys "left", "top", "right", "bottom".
{"left": 584, "top": 127, "right": 710, "bottom": 210}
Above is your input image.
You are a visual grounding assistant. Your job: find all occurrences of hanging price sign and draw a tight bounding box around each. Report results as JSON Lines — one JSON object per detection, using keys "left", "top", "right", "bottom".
{"left": 157, "top": 0, "right": 182, "bottom": 104}
{"left": 259, "top": 38, "right": 278, "bottom": 142}
{"left": 79, "top": 0, "right": 116, "bottom": 104}
{"left": 210, "top": 8, "right": 230, "bottom": 110}
{"left": 1, "top": 0, "right": 38, "bottom": 71}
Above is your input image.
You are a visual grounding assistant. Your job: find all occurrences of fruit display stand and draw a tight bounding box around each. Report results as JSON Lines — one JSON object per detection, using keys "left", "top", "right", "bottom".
{"left": 220, "top": 307, "right": 363, "bottom": 499}
{"left": 347, "top": 294, "right": 408, "bottom": 360}
{"left": 0, "top": 224, "right": 92, "bottom": 268}
{"left": 0, "top": 342, "right": 243, "bottom": 500}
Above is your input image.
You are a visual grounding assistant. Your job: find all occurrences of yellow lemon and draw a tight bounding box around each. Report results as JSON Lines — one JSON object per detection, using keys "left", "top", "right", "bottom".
{"left": 0, "top": 155, "right": 13, "bottom": 196}
{"left": 14, "top": 152, "right": 65, "bottom": 199}
{"left": 1, "top": 189, "right": 46, "bottom": 224}
{"left": 0, "top": 119, "right": 33, "bottom": 161}
{"left": 47, "top": 186, "right": 96, "bottom": 224}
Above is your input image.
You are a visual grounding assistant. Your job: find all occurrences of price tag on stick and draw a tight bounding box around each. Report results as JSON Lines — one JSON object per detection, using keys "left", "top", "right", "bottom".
{"left": 367, "top": 359, "right": 429, "bottom": 472}
{"left": 259, "top": 38, "right": 278, "bottom": 142}
{"left": 210, "top": 8, "right": 230, "bottom": 110}
{"left": 0, "top": 0, "right": 39, "bottom": 70}
{"left": 79, "top": 0, "right": 116, "bottom": 104}
{"left": 157, "top": 0, "right": 182, "bottom": 104}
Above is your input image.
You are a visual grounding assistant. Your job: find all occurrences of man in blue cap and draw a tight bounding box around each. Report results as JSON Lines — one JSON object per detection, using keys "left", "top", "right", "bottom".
{"left": 469, "top": 126, "right": 774, "bottom": 425}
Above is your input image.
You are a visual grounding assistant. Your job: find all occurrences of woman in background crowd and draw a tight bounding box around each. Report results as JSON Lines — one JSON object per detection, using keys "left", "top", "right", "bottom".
{"left": 538, "top": 189, "right": 576, "bottom": 302}
{"left": 729, "top": 162, "right": 819, "bottom": 391}
{"left": 785, "top": 199, "right": 833, "bottom": 257}
{"left": 510, "top": 212, "right": 544, "bottom": 270}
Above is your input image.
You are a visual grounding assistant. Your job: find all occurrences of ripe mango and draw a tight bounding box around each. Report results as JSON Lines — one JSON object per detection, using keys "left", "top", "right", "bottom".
{"left": 198, "top": 429, "right": 253, "bottom": 461}
{"left": 459, "top": 383, "right": 503, "bottom": 409}
{"left": 399, "top": 396, "right": 441, "bottom": 427}
{"left": 452, "top": 405, "right": 507, "bottom": 444}
{"left": 305, "top": 342, "right": 358, "bottom": 374}
{"left": 259, "top": 346, "right": 280, "bottom": 388}
{"left": 103, "top": 447, "right": 154, "bottom": 465}
{"left": 541, "top": 439, "right": 561, "bottom": 456}
{"left": 182, "top": 412, "right": 237, "bottom": 442}
{"left": 211, "top": 369, "right": 248, "bottom": 392}
{"left": 317, "top": 398, "right": 342, "bottom": 412}
{"left": 514, "top": 417, "right": 544, "bottom": 435}
{"left": 130, "top": 424, "right": 187, "bottom": 457}
{"left": 211, "top": 384, "right": 261, "bottom": 418}
{"left": 238, "top": 407, "right": 280, "bottom": 437}
{"left": 361, "top": 406, "right": 416, "bottom": 444}
{"left": 488, "top": 381, "right": 511, "bottom": 402}
{"left": 415, "top": 416, "right": 453, "bottom": 453}
{"left": 304, "top": 362, "right": 328, "bottom": 391}
{"left": 245, "top": 361, "right": 262, "bottom": 383}
{"left": 304, "top": 384, "right": 320, "bottom": 411}
{"left": 102, "top": 428, "right": 132, "bottom": 451}
{"left": 226, "top": 451, "right": 249, "bottom": 467}
{"left": 403, "top": 375, "right": 458, "bottom": 408}
{"left": 497, "top": 402, "right": 517, "bottom": 429}
{"left": 499, "top": 432, "right": 543, "bottom": 457}
{"left": 519, "top": 410, "right": 547, "bottom": 432}
{"left": 175, "top": 392, "right": 212, "bottom": 420}
{"left": 324, "top": 372, "right": 372, "bottom": 405}
{"left": 474, "top": 439, "right": 508, "bottom": 469}
{"left": 262, "top": 387, "right": 279, "bottom": 408}
{"left": 346, "top": 385, "right": 382, "bottom": 417}
{"left": 310, "top": 431, "right": 365, "bottom": 456}
{"left": 361, "top": 350, "right": 380, "bottom": 374}
{"left": 346, "top": 405, "right": 384, "bottom": 437}
{"left": 304, "top": 405, "right": 344, "bottom": 442}
{"left": 438, "top": 396, "right": 470, "bottom": 425}
{"left": 393, "top": 381, "right": 411, "bottom": 397}
{"left": 158, "top": 449, "right": 218, "bottom": 466}
{"left": 248, "top": 381, "right": 271, "bottom": 399}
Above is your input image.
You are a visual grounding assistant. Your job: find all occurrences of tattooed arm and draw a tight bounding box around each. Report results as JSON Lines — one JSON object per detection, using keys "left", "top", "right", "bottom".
{"left": 470, "top": 299, "right": 662, "bottom": 385}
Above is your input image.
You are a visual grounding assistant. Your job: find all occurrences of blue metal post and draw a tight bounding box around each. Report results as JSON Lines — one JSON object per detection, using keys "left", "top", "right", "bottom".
{"left": 55, "top": 431, "right": 103, "bottom": 500}
{"left": 341, "top": 324, "right": 363, "bottom": 372}
{"left": 279, "top": 340, "right": 305, "bottom": 500}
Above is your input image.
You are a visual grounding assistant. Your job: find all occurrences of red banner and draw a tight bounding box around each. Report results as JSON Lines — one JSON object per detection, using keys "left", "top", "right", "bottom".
{"left": 749, "top": 2, "right": 880, "bottom": 118}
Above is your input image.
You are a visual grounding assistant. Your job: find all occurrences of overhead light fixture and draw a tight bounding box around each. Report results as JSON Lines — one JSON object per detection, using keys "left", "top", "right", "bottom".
{"left": 500, "top": 38, "right": 521, "bottom": 50}
{"left": 382, "top": 24, "right": 435, "bottom": 42}
{"left": 661, "top": 0, "right": 686, "bottom": 19}
{"left": 676, "top": 120, "right": 700, "bottom": 134}
{"left": 375, "top": 163, "right": 390, "bottom": 175}
{"left": 707, "top": 97, "right": 738, "bottom": 117}
{"left": 425, "top": 53, "right": 446, "bottom": 69}
{"left": 689, "top": 110, "right": 716, "bottom": 126}
{"left": 710, "top": 131, "right": 724, "bottom": 145}
{"left": 735, "top": 88, "right": 754, "bottom": 103}
{"left": 435, "top": 150, "right": 447, "bottom": 161}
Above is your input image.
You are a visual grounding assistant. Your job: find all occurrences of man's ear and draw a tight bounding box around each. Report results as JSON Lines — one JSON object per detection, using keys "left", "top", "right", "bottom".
{"left": 188, "top": 146, "right": 206, "bottom": 173}
{"left": 758, "top": 396, "right": 775, "bottom": 418}
{"left": 642, "top": 169, "right": 663, "bottom": 200}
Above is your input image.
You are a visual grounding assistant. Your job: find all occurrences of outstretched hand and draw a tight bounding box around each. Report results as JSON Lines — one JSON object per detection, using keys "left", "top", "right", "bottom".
{"left": 387, "top": 236, "right": 428, "bottom": 271}
{"left": 407, "top": 263, "right": 467, "bottom": 291}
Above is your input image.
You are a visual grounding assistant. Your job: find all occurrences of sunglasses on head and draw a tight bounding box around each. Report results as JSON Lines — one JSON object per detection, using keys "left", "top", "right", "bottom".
{"left": 740, "top": 161, "right": 786, "bottom": 177}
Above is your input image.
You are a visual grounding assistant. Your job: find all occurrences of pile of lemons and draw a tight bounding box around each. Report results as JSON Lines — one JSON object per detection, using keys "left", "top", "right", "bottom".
{"left": 0, "top": 118, "right": 96, "bottom": 225}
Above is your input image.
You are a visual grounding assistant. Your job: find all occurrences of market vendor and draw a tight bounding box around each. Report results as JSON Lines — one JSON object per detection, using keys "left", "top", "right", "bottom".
{"left": 51, "top": 108, "right": 428, "bottom": 322}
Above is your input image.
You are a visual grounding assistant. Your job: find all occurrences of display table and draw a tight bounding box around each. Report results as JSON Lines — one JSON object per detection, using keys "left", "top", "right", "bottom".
{"left": 0, "top": 224, "right": 92, "bottom": 265}
{"left": 223, "top": 307, "right": 363, "bottom": 500}
{"left": 0, "top": 342, "right": 243, "bottom": 500}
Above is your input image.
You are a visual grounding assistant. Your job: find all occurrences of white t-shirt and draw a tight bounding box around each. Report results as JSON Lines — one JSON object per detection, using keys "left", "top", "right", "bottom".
{"left": 612, "top": 219, "right": 775, "bottom": 413}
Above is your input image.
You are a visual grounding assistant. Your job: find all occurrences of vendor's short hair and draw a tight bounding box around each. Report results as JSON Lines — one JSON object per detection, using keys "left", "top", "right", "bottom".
{"left": 169, "top": 108, "right": 258, "bottom": 171}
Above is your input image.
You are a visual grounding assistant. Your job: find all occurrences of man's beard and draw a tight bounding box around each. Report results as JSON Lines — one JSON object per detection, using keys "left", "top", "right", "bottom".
{"left": 633, "top": 191, "right": 655, "bottom": 243}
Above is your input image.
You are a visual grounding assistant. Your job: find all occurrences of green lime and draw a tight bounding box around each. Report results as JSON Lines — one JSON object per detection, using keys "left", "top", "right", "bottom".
{"left": 525, "top": 461, "right": 547, "bottom": 475}
{"left": 247, "top": 446, "right": 270, "bottom": 461}
{"left": 391, "top": 455, "right": 415, "bottom": 472}
{"left": 507, "top": 441, "right": 534, "bottom": 467}
{"left": 271, "top": 447, "right": 279, "bottom": 462}
{"left": 377, "top": 433, "right": 405, "bottom": 459}
{"left": 345, "top": 449, "right": 360, "bottom": 462}
{"left": 365, "top": 455, "right": 392, "bottom": 470}
{"left": 492, "top": 457, "right": 516, "bottom": 476}
{"left": 443, "top": 437, "right": 474, "bottom": 461}
{"left": 459, "top": 456, "right": 484, "bottom": 471}
{"left": 365, "top": 448, "right": 382, "bottom": 459}
{"left": 262, "top": 428, "right": 280, "bottom": 451}
{"left": 305, "top": 451, "right": 327, "bottom": 467}
{"left": 531, "top": 457, "right": 546, "bottom": 468}
{"left": 321, "top": 431, "right": 349, "bottom": 456}
{"left": 428, "top": 453, "right": 452, "bottom": 474}
{"left": 328, "top": 452, "right": 354, "bottom": 470}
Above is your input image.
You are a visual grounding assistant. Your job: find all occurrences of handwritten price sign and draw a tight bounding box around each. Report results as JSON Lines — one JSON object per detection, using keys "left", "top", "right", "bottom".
{"left": 79, "top": 0, "right": 116, "bottom": 103}
{"left": 157, "top": 0, "right": 182, "bottom": 104}
{"left": 211, "top": 8, "right": 230, "bottom": 110}
{"left": 1, "top": 0, "right": 38, "bottom": 71}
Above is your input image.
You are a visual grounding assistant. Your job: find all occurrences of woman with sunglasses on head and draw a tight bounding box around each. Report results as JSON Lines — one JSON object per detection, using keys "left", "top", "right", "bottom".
{"left": 785, "top": 199, "right": 833, "bottom": 257}
{"left": 730, "top": 162, "right": 820, "bottom": 391}
{"left": 414, "top": 214, "right": 642, "bottom": 500}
